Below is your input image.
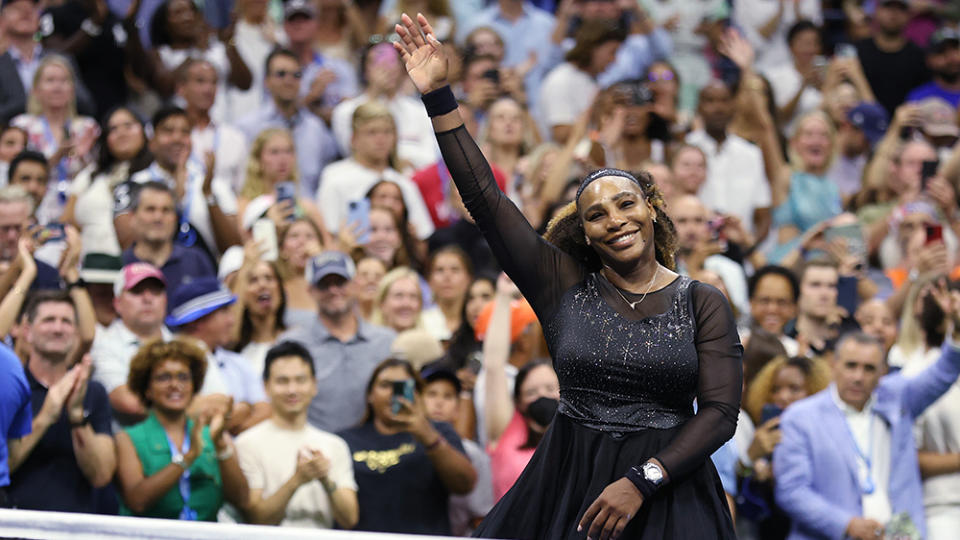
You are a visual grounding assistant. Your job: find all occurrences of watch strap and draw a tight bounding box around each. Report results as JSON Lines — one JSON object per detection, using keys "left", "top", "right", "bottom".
{"left": 625, "top": 466, "right": 658, "bottom": 501}
{"left": 69, "top": 410, "right": 91, "bottom": 427}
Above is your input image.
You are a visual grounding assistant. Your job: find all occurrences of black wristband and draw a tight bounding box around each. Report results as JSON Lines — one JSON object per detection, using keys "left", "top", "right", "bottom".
{"left": 421, "top": 85, "right": 458, "bottom": 117}
{"left": 625, "top": 466, "right": 658, "bottom": 501}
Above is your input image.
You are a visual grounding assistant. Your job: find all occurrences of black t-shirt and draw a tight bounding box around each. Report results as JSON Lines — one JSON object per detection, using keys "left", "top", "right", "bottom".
{"left": 337, "top": 421, "right": 465, "bottom": 534}
{"left": 43, "top": 1, "right": 128, "bottom": 116}
{"left": 9, "top": 367, "right": 113, "bottom": 513}
{"left": 856, "top": 38, "right": 930, "bottom": 116}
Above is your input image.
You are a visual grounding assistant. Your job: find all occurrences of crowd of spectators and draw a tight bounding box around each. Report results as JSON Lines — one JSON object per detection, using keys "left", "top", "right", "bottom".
{"left": 2, "top": 0, "right": 960, "bottom": 538}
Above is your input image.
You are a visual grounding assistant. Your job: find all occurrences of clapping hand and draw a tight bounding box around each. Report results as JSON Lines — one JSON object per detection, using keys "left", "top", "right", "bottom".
{"left": 295, "top": 447, "right": 331, "bottom": 485}
{"left": 393, "top": 13, "right": 448, "bottom": 95}
{"left": 66, "top": 355, "right": 93, "bottom": 425}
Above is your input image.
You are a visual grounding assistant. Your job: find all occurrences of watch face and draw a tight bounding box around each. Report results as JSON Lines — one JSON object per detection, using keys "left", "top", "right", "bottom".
{"left": 643, "top": 463, "right": 663, "bottom": 484}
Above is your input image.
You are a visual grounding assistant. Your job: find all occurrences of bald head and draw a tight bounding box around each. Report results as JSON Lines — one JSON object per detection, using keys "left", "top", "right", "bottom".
{"left": 669, "top": 195, "right": 710, "bottom": 250}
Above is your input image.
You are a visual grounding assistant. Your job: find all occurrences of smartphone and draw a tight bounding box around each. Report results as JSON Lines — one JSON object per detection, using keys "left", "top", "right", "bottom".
{"left": 391, "top": 379, "right": 416, "bottom": 414}
{"left": 466, "top": 353, "right": 483, "bottom": 375}
{"left": 812, "top": 55, "right": 829, "bottom": 77}
{"left": 34, "top": 222, "right": 65, "bottom": 243}
{"left": 481, "top": 68, "right": 500, "bottom": 85}
{"left": 825, "top": 223, "right": 866, "bottom": 264}
{"left": 921, "top": 160, "right": 939, "bottom": 191}
{"left": 835, "top": 43, "right": 857, "bottom": 59}
{"left": 275, "top": 181, "right": 296, "bottom": 221}
{"left": 252, "top": 218, "right": 278, "bottom": 261}
{"left": 347, "top": 198, "right": 371, "bottom": 244}
{"left": 926, "top": 223, "right": 944, "bottom": 245}
{"left": 760, "top": 404, "right": 782, "bottom": 425}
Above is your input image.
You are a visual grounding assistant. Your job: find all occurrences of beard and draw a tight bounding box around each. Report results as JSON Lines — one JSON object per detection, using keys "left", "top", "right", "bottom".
{"left": 935, "top": 68, "right": 960, "bottom": 84}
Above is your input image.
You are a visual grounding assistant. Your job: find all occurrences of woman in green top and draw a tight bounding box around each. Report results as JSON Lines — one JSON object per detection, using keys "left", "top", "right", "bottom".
{"left": 114, "top": 339, "right": 249, "bottom": 520}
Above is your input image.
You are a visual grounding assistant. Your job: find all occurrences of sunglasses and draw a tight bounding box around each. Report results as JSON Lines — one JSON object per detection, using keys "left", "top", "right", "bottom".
{"left": 647, "top": 71, "right": 674, "bottom": 83}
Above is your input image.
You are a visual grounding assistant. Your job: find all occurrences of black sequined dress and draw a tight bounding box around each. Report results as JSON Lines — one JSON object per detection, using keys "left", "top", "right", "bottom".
{"left": 434, "top": 125, "right": 742, "bottom": 539}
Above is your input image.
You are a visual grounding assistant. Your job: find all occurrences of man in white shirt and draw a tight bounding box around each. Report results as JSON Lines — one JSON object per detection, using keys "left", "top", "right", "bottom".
{"left": 667, "top": 194, "right": 749, "bottom": 316}
{"left": 177, "top": 59, "right": 249, "bottom": 194}
{"left": 166, "top": 276, "right": 269, "bottom": 433}
{"left": 686, "top": 80, "right": 771, "bottom": 241}
{"left": 330, "top": 42, "right": 438, "bottom": 170}
{"left": 775, "top": 330, "right": 960, "bottom": 540}
{"left": 91, "top": 262, "right": 171, "bottom": 426}
{"left": 236, "top": 341, "right": 359, "bottom": 529}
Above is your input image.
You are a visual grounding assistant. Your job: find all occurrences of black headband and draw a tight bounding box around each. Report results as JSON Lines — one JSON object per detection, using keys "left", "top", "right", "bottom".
{"left": 575, "top": 168, "right": 644, "bottom": 205}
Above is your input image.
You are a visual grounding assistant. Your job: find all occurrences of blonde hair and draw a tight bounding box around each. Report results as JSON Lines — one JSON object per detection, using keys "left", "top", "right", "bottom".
{"left": 788, "top": 110, "right": 837, "bottom": 174}
{"left": 241, "top": 128, "right": 301, "bottom": 200}
{"left": 744, "top": 355, "right": 831, "bottom": 424}
{"left": 370, "top": 266, "right": 424, "bottom": 330}
{"left": 27, "top": 55, "right": 78, "bottom": 118}
{"left": 351, "top": 101, "right": 400, "bottom": 171}
{"left": 478, "top": 96, "right": 539, "bottom": 156}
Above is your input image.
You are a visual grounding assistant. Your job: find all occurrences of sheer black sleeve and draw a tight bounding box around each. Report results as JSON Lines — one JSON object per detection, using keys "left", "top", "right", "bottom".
{"left": 652, "top": 282, "right": 743, "bottom": 482}
{"left": 435, "top": 125, "right": 584, "bottom": 318}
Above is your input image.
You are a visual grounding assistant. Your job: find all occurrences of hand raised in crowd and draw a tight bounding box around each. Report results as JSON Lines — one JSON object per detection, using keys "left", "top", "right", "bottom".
{"left": 304, "top": 69, "right": 337, "bottom": 107}
{"left": 845, "top": 517, "right": 885, "bottom": 540}
{"left": 926, "top": 278, "right": 960, "bottom": 340}
{"left": 393, "top": 13, "right": 448, "bottom": 95}
{"left": 924, "top": 174, "right": 958, "bottom": 217}
{"left": 717, "top": 28, "right": 755, "bottom": 72}
{"left": 65, "top": 355, "right": 94, "bottom": 425}
{"left": 825, "top": 237, "right": 863, "bottom": 277}
{"left": 58, "top": 224, "right": 82, "bottom": 279}
{"left": 189, "top": 393, "right": 234, "bottom": 421}
{"left": 913, "top": 238, "right": 949, "bottom": 276}
{"left": 295, "top": 447, "right": 331, "bottom": 485}
{"left": 266, "top": 200, "right": 295, "bottom": 231}
{"left": 81, "top": 0, "right": 109, "bottom": 25}
{"left": 495, "top": 272, "right": 521, "bottom": 299}
{"left": 14, "top": 236, "right": 37, "bottom": 280}
{"left": 124, "top": 0, "right": 142, "bottom": 23}
{"left": 748, "top": 416, "right": 782, "bottom": 462}
{"left": 719, "top": 215, "right": 755, "bottom": 248}
{"left": 202, "top": 151, "right": 216, "bottom": 197}
{"left": 686, "top": 239, "right": 726, "bottom": 274}
{"left": 389, "top": 392, "right": 433, "bottom": 440}
{"left": 890, "top": 103, "right": 924, "bottom": 133}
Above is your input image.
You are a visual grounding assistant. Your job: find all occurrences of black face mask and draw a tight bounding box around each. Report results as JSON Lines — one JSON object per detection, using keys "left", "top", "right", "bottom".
{"left": 526, "top": 397, "right": 558, "bottom": 427}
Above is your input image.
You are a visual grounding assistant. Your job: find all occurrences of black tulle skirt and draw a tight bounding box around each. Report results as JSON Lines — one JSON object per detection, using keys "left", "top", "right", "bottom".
{"left": 473, "top": 414, "right": 736, "bottom": 539}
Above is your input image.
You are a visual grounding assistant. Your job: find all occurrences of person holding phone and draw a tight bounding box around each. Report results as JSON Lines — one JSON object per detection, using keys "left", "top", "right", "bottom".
{"left": 396, "top": 13, "right": 742, "bottom": 539}
{"left": 336, "top": 357, "right": 476, "bottom": 534}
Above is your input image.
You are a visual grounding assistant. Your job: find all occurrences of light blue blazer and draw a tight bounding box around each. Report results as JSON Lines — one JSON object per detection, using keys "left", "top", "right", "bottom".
{"left": 773, "top": 342, "right": 960, "bottom": 540}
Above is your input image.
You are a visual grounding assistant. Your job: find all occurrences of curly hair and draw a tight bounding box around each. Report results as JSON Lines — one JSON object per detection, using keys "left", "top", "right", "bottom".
{"left": 127, "top": 338, "right": 208, "bottom": 408}
{"left": 543, "top": 168, "right": 677, "bottom": 272}
{"left": 744, "top": 355, "right": 831, "bottom": 425}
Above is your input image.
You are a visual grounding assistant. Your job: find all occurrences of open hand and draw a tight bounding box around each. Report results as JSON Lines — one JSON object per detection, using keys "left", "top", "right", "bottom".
{"left": 393, "top": 13, "right": 448, "bottom": 95}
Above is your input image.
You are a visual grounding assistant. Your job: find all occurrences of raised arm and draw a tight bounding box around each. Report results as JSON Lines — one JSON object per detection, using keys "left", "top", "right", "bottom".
{"left": 393, "top": 13, "right": 583, "bottom": 313}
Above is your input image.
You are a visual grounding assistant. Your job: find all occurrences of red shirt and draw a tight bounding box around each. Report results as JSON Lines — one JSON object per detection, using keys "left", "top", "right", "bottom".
{"left": 412, "top": 160, "right": 508, "bottom": 229}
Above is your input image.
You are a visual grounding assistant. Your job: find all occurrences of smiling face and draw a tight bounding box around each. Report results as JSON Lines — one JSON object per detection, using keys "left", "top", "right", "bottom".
{"left": 380, "top": 275, "right": 421, "bottom": 332}
{"left": 166, "top": 0, "right": 200, "bottom": 42}
{"left": 179, "top": 61, "right": 218, "bottom": 113}
{"left": 145, "top": 358, "right": 195, "bottom": 413}
{"left": 750, "top": 273, "right": 796, "bottom": 335}
{"left": 150, "top": 114, "right": 191, "bottom": 171}
{"left": 265, "top": 355, "right": 316, "bottom": 418}
{"left": 106, "top": 109, "right": 146, "bottom": 162}
{"left": 0, "top": 128, "right": 26, "bottom": 163}
{"left": 578, "top": 176, "right": 656, "bottom": 269}
{"left": 770, "top": 364, "right": 808, "bottom": 411}
{"left": 365, "top": 207, "right": 401, "bottom": 264}
{"left": 855, "top": 298, "right": 897, "bottom": 352}
{"left": 9, "top": 159, "right": 48, "bottom": 209}
{"left": 368, "top": 182, "right": 405, "bottom": 219}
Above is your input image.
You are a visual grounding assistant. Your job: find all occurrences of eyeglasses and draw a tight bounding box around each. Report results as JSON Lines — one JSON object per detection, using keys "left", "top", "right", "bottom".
{"left": 648, "top": 71, "right": 674, "bottom": 83}
{"left": 271, "top": 70, "right": 303, "bottom": 80}
{"left": 152, "top": 372, "right": 192, "bottom": 384}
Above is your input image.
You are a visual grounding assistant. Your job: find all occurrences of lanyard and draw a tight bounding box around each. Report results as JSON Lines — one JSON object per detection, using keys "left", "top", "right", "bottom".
{"left": 164, "top": 427, "right": 198, "bottom": 521}
{"left": 40, "top": 116, "right": 70, "bottom": 205}
{"left": 148, "top": 162, "right": 198, "bottom": 247}
{"left": 312, "top": 51, "right": 324, "bottom": 68}
{"left": 843, "top": 412, "right": 876, "bottom": 495}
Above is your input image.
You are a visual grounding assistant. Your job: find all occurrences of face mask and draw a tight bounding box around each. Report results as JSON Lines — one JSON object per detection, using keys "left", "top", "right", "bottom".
{"left": 526, "top": 396, "right": 558, "bottom": 427}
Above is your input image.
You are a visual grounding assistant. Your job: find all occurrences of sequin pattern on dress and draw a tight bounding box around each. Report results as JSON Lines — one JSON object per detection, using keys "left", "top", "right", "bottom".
{"left": 545, "top": 275, "right": 698, "bottom": 433}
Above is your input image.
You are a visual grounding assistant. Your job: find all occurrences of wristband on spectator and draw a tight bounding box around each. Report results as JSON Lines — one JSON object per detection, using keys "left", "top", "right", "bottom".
{"left": 421, "top": 85, "right": 458, "bottom": 118}
{"left": 625, "top": 466, "right": 658, "bottom": 501}
{"left": 424, "top": 435, "right": 445, "bottom": 452}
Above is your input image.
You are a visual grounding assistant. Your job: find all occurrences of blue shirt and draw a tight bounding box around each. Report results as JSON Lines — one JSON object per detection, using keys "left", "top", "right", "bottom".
{"left": 300, "top": 53, "right": 360, "bottom": 110}
{"left": 236, "top": 102, "right": 340, "bottom": 198}
{"left": 466, "top": 3, "right": 555, "bottom": 69}
{"left": 121, "top": 243, "right": 216, "bottom": 295}
{"left": 906, "top": 82, "right": 960, "bottom": 109}
{"left": 280, "top": 316, "right": 396, "bottom": 433}
{"left": 0, "top": 343, "right": 31, "bottom": 488}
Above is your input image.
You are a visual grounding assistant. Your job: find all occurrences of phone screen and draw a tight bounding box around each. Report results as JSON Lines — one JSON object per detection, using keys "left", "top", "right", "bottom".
{"left": 347, "top": 199, "right": 371, "bottom": 244}
{"left": 926, "top": 223, "right": 944, "bottom": 245}
{"left": 921, "top": 160, "right": 939, "bottom": 191}
{"left": 391, "top": 379, "right": 415, "bottom": 414}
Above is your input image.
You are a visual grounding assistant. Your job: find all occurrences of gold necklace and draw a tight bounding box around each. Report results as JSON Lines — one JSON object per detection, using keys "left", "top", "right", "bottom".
{"left": 612, "top": 265, "right": 660, "bottom": 310}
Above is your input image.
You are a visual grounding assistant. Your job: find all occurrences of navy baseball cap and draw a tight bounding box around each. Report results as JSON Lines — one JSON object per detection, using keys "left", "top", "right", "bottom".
{"left": 305, "top": 251, "right": 355, "bottom": 286}
{"left": 165, "top": 277, "right": 236, "bottom": 327}
{"left": 847, "top": 102, "right": 890, "bottom": 147}
{"left": 420, "top": 360, "right": 462, "bottom": 394}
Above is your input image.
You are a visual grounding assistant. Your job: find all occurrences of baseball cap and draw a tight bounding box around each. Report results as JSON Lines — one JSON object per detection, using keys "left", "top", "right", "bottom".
{"left": 917, "top": 97, "right": 960, "bottom": 138}
{"left": 217, "top": 245, "right": 245, "bottom": 282}
{"left": 847, "top": 102, "right": 889, "bottom": 148}
{"left": 80, "top": 253, "right": 123, "bottom": 285}
{"left": 165, "top": 276, "right": 236, "bottom": 327}
{"left": 113, "top": 262, "right": 166, "bottom": 297}
{"left": 306, "top": 251, "right": 355, "bottom": 286}
{"left": 929, "top": 28, "right": 960, "bottom": 54}
{"left": 474, "top": 298, "right": 538, "bottom": 343}
{"left": 284, "top": 0, "right": 315, "bottom": 20}
{"left": 420, "top": 360, "right": 462, "bottom": 394}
